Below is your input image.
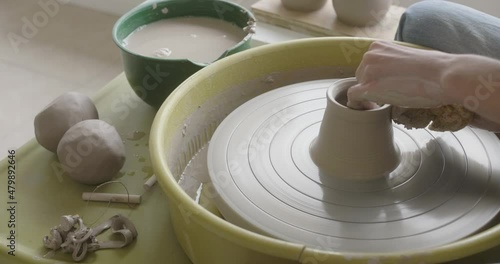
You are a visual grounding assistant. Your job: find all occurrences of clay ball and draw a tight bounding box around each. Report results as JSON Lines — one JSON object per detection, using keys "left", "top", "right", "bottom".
{"left": 57, "top": 120, "right": 126, "bottom": 185}
{"left": 34, "top": 92, "right": 99, "bottom": 153}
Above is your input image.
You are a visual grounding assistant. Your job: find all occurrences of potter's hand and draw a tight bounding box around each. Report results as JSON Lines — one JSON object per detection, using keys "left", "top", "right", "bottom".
{"left": 347, "top": 41, "right": 500, "bottom": 132}
{"left": 347, "top": 41, "right": 453, "bottom": 109}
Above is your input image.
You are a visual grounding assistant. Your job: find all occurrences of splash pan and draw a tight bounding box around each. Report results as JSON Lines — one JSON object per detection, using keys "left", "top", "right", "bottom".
{"left": 150, "top": 38, "right": 500, "bottom": 264}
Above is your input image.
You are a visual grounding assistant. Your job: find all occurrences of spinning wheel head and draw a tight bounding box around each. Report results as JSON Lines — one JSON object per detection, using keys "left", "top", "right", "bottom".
{"left": 207, "top": 78, "right": 500, "bottom": 253}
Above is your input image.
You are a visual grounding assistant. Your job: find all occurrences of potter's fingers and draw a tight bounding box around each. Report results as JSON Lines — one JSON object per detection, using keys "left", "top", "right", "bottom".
{"left": 371, "top": 40, "right": 424, "bottom": 56}
{"left": 355, "top": 59, "right": 367, "bottom": 83}
{"left": 347, "top": 99, "right": 378, "bottom": 110}
{"left": 346, "top": 99, "right": 365, "bottom": 110}
{"left": 368, "top": 41, "right": 394, "bottom": 53}
{"left": 349, "top": 84, "right": 401, "bottom": 107}
{"left": 355, "top": 47, "right": 377, "bottom": 83}
{"left": 356, "top": 44, "right": 390, "bottom": 83}
{"left": 363, "top": 101, "right": 380, "bottom": 110}
{"left": 347, "top": 84, "right": 378, "bottom": 110}
{"left": 347, "top": 83, "right": 370, "bottom": 102}
{"left": 368, "top": 41, "right": 385, "bottom": 50}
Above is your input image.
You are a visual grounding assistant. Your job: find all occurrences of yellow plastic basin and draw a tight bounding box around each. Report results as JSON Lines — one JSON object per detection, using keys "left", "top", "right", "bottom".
{"left": 150, "top": 37, "right": 500, "bottom": 264}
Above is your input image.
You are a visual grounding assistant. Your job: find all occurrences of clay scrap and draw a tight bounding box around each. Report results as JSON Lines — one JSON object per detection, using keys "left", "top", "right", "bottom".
{"left": 43, "top": 214, "right": 137, "bottom": 262}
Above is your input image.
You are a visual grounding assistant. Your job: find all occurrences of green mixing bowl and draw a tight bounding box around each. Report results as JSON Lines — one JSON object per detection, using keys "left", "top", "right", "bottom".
{"left": 113, "top": 0, "right": 255, "bottom": 108}
{"left": 150, "top": 37, "right": 500, "bottom": 264}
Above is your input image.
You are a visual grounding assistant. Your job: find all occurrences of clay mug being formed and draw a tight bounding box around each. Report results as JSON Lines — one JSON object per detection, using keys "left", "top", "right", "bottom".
{"left": 310, "top": 78, "right": 400, "bottom": 180}
{"left": 332, "top": 0, "right": 392, "bottom": 26}
{"left": 281, "top": 0, "right": 328, "bottom": 12}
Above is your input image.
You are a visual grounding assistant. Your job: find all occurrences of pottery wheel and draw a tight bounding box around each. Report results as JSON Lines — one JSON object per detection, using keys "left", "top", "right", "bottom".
{"left": 207, "top": 79, "right": 500, "bottom": 253}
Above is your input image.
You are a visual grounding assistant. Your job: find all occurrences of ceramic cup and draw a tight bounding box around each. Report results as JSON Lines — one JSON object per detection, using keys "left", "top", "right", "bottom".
{"left": 310, "top": 77, "right": 400, "bottom": 180}
{"left": 281, "top": 0, "right": 327, "bottom": 12}
{"left": 332, "top": 0, "right": 392, "bottom": 27}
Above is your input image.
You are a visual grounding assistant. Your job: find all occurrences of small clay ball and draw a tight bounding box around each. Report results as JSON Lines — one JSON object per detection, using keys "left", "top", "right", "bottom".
{"left": 57, "top": 120, "right": 125, "bottom": 185}
{"left": 34, "top": 92, "right": 98, "bottom": 153}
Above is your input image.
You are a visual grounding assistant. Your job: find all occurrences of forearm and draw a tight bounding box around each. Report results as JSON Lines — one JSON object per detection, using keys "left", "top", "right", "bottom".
{"left": 441, "top": 54, "right": 500, "bottom": 124}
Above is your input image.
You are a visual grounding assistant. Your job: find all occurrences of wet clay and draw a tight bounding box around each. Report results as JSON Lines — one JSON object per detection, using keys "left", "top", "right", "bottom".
{"left": 123, "top": 17, "right": 246, "bottom": 63}
{"left": 34, "top": 92, "right": 98, "bottom": 153}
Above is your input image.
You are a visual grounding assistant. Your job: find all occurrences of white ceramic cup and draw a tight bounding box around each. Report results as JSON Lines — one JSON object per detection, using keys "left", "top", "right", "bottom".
{"left": 332, "top": 0, "right": 392, "bottom": 26}
{"left": 281, "top": 0, "right": 327, "bottom": 12}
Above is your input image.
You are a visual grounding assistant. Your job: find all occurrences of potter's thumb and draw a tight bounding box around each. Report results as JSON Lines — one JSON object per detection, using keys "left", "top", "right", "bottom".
{"left": 347, "top": 84, "right": 369, "bottom": 102}
{"left": 347, "top": 84, "right": 372, "bottom": 110}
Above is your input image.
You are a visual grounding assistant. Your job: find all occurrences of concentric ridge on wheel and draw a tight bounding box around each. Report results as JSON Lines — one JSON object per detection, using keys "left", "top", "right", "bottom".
{"left": 207, "top": 79, "right": 500, "bottom": 253}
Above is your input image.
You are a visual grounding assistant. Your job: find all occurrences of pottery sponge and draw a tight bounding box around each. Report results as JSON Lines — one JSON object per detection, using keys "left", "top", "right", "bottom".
{"left": 392, "top": 104, "right": 474, "bottom": 132}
